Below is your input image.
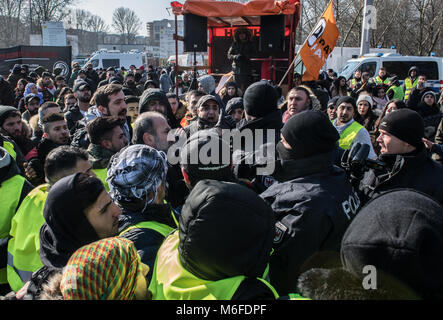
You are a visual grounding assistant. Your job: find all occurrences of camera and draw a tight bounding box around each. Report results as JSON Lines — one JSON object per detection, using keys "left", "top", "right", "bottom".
{"left": 341, "top": 143, "right": 389, "bottom": 186}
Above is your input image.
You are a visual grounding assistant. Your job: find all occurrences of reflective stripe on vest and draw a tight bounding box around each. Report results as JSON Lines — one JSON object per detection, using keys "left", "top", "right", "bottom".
{"left": 404, "top": 77, "right": 418, "bottom": 100}
{"left": 93, "top": 168, "right": 109, "bottom": 191}
{"left": 387, "top": 85, "right": 405, "bottom": 101}
{"left": 338, "top": 121, "right": 364, "bottom": 150}
{"left": 287, "top": 293, "right": 311, "bottom": 300}
{"left": 0, "top": 174, "right": 26, "bottom": 284}
{"left": 7, "top": 184, "right": 48, "bottom": 291}
{"left": 3, "top": 140, "right": 17, "bottom": 160}
{"left": 119, "top": 221, "right": 174, "bottom": 238}
{"left": 148, "top": 231, "right": 278, "bottom": 300}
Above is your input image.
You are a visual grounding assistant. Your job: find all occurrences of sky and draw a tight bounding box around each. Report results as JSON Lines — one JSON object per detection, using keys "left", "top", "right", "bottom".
{"left": 74, "top": 0, "right": 182, "bottom": 35}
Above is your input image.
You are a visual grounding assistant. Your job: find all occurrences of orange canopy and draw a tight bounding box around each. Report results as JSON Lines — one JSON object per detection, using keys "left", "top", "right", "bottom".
{"left": 172, "top": 0, "right": 299, "bottom": 17}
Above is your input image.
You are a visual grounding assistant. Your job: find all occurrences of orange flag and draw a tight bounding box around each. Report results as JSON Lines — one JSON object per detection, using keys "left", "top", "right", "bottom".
{"left": 299, "top": 0, "right": 339, "bottom": 81}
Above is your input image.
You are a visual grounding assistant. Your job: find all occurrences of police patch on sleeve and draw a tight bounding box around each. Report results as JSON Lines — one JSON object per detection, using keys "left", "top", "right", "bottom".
{"left": 274, "top": 221, "right": 287, "bottom": 244}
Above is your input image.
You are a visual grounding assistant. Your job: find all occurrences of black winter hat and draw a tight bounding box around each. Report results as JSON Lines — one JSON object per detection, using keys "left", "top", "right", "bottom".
{"left": 225, "top": 97, "right": 244, "bottom": 115}
{"left": 179, "top": 179, "right": 275, "bottom": 281}
{"left": 336, "top": 96, "right": 357, "bottom": 112}
{"left": 0, "top": 105, "right": 20, "bottom": 127}
{"left": 280, "top": 110, "right": 339, "bottom": 159}
{"left": 180, "top": 130, "right": 233, "bottom": 186}
{"left": 379, "top": 108, "right": 424, "bottom": 149}
{"left": 243, "top": 80, "right": 278, "bottom": 118}
{"left": 341, "top": 189, "right": 443, "bottom": 299}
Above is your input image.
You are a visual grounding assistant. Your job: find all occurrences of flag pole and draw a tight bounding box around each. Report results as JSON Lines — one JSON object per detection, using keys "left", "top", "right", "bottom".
{"left": 278, "top": 0, "right": 334, "bottom": 87}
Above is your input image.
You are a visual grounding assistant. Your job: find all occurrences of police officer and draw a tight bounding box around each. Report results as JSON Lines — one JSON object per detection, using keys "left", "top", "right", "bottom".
{"left": 260, "top": 110, "right": 361, "bottom": 295}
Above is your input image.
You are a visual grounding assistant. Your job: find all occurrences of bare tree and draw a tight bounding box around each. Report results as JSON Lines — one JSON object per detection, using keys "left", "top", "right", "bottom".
{"left": 87, "top": 15, "right": 109, "bottom": 34}
{"left": 0, "top": 0, "right": 27, "bottom": 46}
{"left": 29, "top": 0, "right": 74, "bottom": 33}
{"left": 299, "top": 0, "right": 442, "bottom": 56}
{"left": 112, "top": 7, "right": 142, "bottom": 44}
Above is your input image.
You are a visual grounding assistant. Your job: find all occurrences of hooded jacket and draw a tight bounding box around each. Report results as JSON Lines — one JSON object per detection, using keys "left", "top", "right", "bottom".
{"left": 227, "top": 27, "right": 255, "bottom": 75}
{"left": 26, "top": 173, "right": 104, "bottom": 299}
{"left": 139, "top": 88, "right": 180, "bottom": 129}
{"left": 149, "top": 180, "right": 277, "bottom": 300}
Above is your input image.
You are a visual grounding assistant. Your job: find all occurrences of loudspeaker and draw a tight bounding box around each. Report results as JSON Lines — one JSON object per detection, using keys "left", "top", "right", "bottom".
{"left": 259, "top": 15, "right": 285, "bottom": 53}
{"left": 184, "top": 13, "right": 208, "bottom": 52}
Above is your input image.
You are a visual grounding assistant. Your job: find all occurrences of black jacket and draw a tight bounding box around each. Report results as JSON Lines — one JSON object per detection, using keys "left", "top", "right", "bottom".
{"left": 260, "top": 152, "right": 361, "bottom": 295}
{"left": 118, "top": 202, "right": 179, "bottom": 283}
{"left": 360, "top": 147, "right": 443, "bottom": 205}
{"left": 178, "top": 180, "right": 277, "bottom": 299}
{"left": 64, "top": 104, "right": 86, "bottom": 134}
{"left": 233, "top": 110, "right": 283, "bottom": 189}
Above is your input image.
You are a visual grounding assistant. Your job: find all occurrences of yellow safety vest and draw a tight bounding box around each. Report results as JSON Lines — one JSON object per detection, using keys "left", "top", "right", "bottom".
{"left": 0, "top": 174, "right": 27, "bottom": 285}
{"left": 7, "top": 184, "right": 48, "bottom": 291}
{"left": 287, "top": 293, "right": 311, "bottom": 300}
{"left": 2, "top": 140, "right": 17, "bottom": 160}
{"left": 337, "top": 120, "right": 364, "bottom": 150}
{"left": 387, "top": 85, "right": 405, "bottom": 101}
{"left": 374, "top": 76, "right": 390, "bottom": 85}
{"left": 404, "top": 77, "right": 418, "bottom": 101}
{"left": 148, "top": 231, "right": 279, "bottom": 300}
{"left": 93, "top": 168, "right": 109, "bottom": 191}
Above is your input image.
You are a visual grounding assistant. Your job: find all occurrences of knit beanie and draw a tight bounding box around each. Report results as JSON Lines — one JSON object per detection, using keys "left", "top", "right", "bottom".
{"left": 0, "top": 105, "right": 19, "bottom": 127}
{"left": 279, "top": 110, "right": 339, "bottom": 159}
{"left": 356, "top": 95, "right": 373, "bottom": 108}
{"left": 243, "top": 81, "right": 278, "bottom": 118}
{"left": 336, "top": 96, "right": 357, "bottom": 112}
{"left": 60, "top": 237, "right": 144, "bottom": 300}
{"left": 197, "top": 75, "right": 216, "bottom": 94}
{"left": 379, "top": 108, "right": 424, "bottom": 149}
{"left": 341, "top": 189, "right": 443, "bottom": 299}
{"left": 421, "top": 91, "right": 437, "bottom": 103}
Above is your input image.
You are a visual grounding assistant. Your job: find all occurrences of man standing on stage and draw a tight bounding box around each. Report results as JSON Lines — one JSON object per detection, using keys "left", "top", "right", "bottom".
{"left": 227, "top": 27, "right": 256, "bottom": 92}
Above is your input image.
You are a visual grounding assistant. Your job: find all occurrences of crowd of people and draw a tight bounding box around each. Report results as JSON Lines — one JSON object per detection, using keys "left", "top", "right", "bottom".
{"left": 0, "top": 58, "right": 442, "bottom": 301}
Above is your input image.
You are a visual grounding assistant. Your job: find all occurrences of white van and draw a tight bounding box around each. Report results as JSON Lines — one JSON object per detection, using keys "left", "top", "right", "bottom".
{"left": 338, "top": 53, "right": 443, "bottom": 93}
{"left": 85, "top": 49, "right": 148, "bottom": 70}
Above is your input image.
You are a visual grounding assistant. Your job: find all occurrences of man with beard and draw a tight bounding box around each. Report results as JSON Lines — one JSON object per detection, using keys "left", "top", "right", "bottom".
{"left": 26, "top": 113, "right": 70, "bottom": 185}
{"left": 332, "top": 96, "right": 376, "bottom": 159}
{"left": 21, "top": 94, "right": 41, "bottom": 123}
{"left": 122, "top": 73, "right": 142, "bottom": 97}
{"left": 36, "top": 72, "right": 56, "bottom": 102}
{"left": 139, "top": 88, "right": 180, "bottom": 129}
{"left": 70, "top": 84, "right": 132, "bottom": 150}
{"left": 84, "top": 62, "right": 100, "bottom": 88}
{"left": 65, "top": 80, "right": 92, "bottom": 134}
{"left": 0, "top": 106, "right": 35, "bottom": 159}
{"left": 52, "top": 76, "right": 67, "bottom": 101}
{"left": 132, "top": 111, "right": 188, "bottom": 210}
{"left": 85, "top": 116, "right": 128, "bottom": 190}
{"left": 183, "top": 95, "right": 220, "bottom": 138}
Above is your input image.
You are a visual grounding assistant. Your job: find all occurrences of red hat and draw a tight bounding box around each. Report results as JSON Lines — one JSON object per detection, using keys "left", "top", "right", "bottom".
{"left": 138, "top": 65, "right": 145, "bottom": 71}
